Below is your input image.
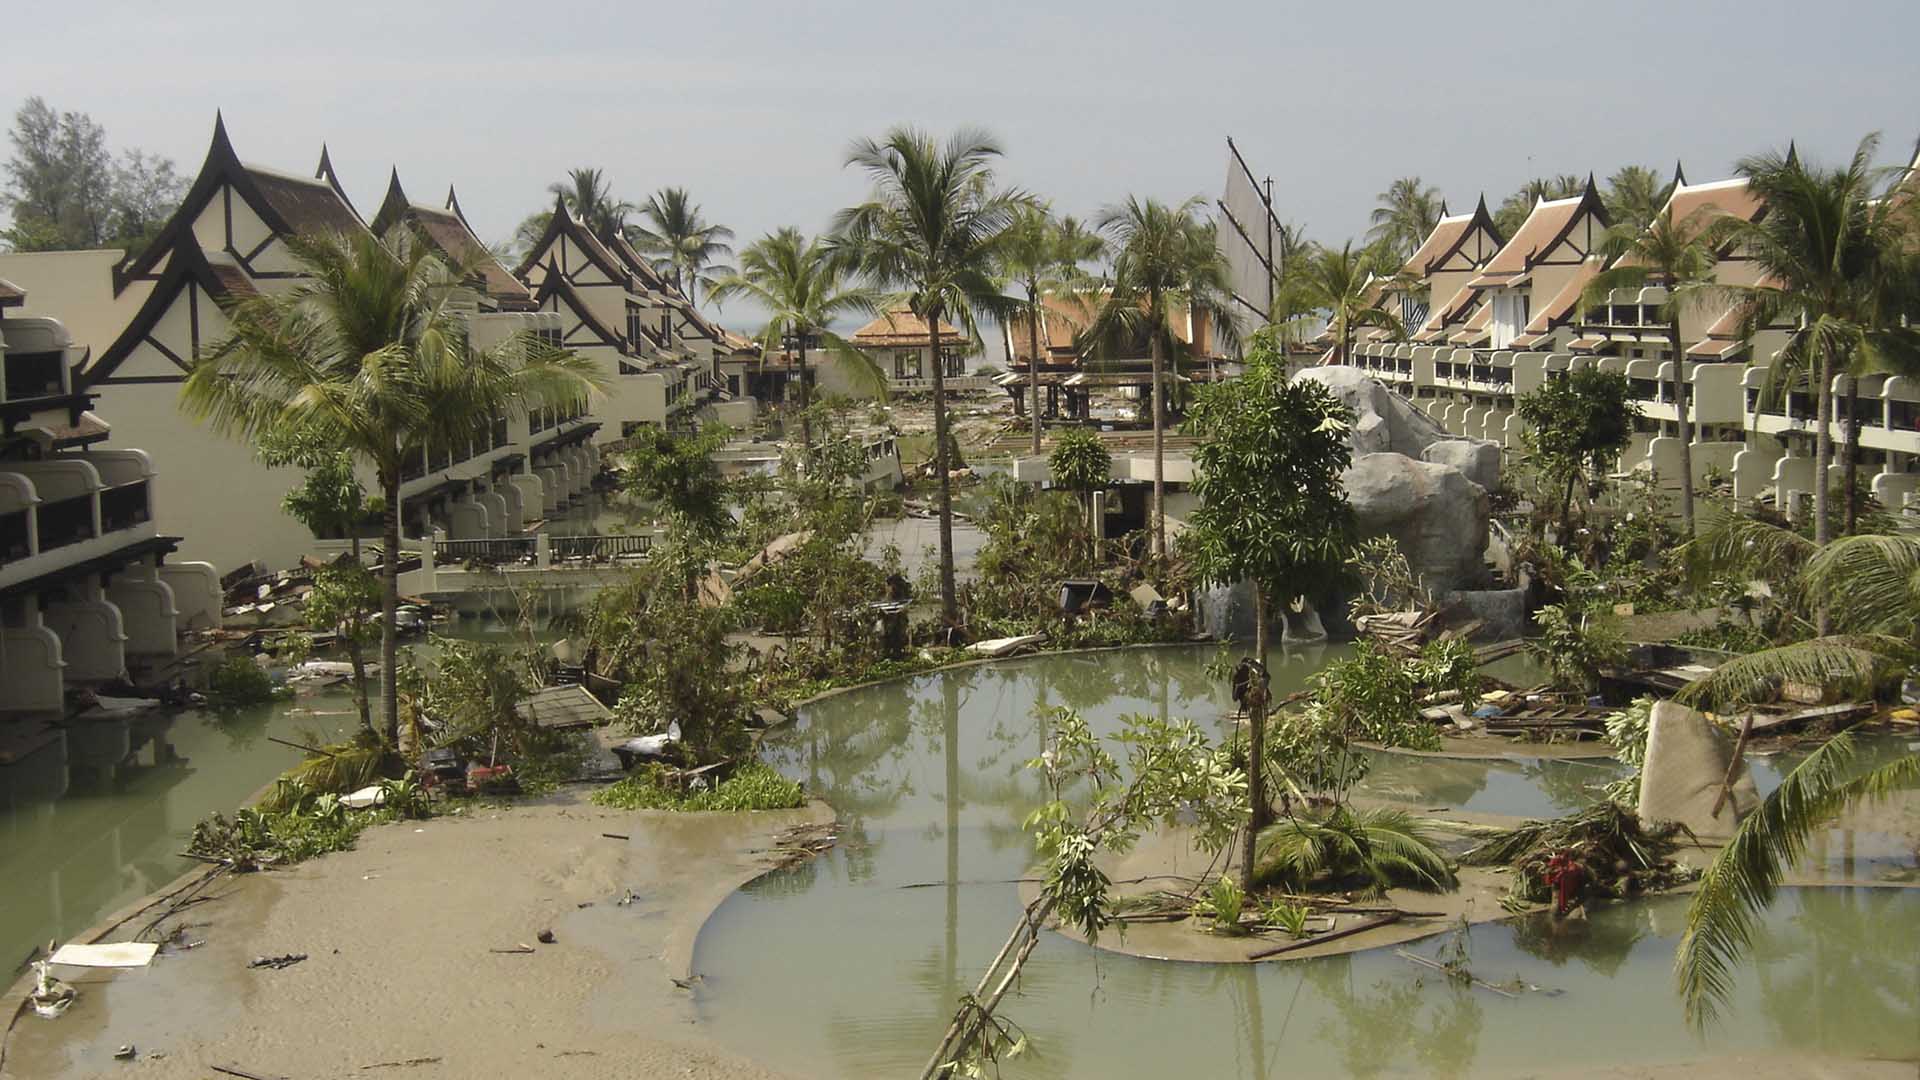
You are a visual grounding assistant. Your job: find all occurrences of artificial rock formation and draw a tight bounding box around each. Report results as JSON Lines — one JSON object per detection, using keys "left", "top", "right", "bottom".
{"left": 1637, "top": 700, "right": 1758, "bottom": 840}
{"left": 1296, "top": 366, "right": 1500, "bottom": 595}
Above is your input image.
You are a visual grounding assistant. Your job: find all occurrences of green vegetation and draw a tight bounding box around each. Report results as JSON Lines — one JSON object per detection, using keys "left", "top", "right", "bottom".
{"left": 591, "top": 762, "right": 806, "bottom": 812}
{"left": 204, "top": 654, "right": 284, "bottom": 712}
{"left": 628, "top": 186, "right": 734, "bottom": 308}
{"left": 1515, "top": 368, "right": 1640, "bottom": 534}
{"left": 1, "top": 96, "right": 184, "bottom": 251}
{"left": 1255, "top": 806, "right": 1455, "bottom": 896}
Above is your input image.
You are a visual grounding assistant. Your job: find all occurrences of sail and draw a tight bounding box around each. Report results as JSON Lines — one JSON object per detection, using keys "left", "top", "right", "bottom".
{"left": 1216, "top": 138, "right": 1281, "bottom": 324}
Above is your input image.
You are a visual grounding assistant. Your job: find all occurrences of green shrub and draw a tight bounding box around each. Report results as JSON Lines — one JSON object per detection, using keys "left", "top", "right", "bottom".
{"left": 591, "top": 761, "right": 806, "bottom": 812}
{"left": 205, "top": 653, "right": 282, "bottom": 711}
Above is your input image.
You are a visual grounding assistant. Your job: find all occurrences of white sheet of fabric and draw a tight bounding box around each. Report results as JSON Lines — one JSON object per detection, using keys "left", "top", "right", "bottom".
{"left": 1637, "top": 700, "right": 1758, "bottom": 840}
{"left": 49, "top": 942, "right": 158, "bottom": 968}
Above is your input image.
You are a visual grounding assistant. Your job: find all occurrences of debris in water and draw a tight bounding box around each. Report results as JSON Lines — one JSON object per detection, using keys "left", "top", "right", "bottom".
{"left": 248, "top": 953, "right": 308, "bottom": 970}
{"left": 49, "top": 941, "right": 159, "bottom": 968}
{"left": 359, "top": 1056, "right": 443, "bottom": 1070}
{"left": 115, "top": 1044, "right": 137, "bottom": 1060}
{"left": 489, "top": 945, "right": 536, "bottom": 955}
{"left": 536, "top": 929, "right": 556, "bottom": 944}
{"left": 30, "top": 958, "right": 75, "bottom": 1017}
{"left": 670, "top": 973, "right": 705, "bottom": 990}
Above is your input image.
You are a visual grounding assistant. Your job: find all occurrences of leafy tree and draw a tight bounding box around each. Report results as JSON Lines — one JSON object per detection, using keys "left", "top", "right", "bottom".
{"left": 1367, "top": 176, "right": 1443, "bottom": 262}
{"left": 2, "top": 97, "right": 184, "bottom": 251}
{"left": 1297, "top": 240, "right": 1403, "bottom": 367}
{"left": 1494, "top": 174, "right": 1582, "bottom": 236}
{"left": 708, "top": 228, "right": 882, "bottom": 446}
{"left": 1604, "top": 164, "right": 1669, "bottom": 232}
{"left": 184, "top": 228, "right": 602, "bottom": 748}
{"left": 1046, "top": 427, "right": 1110, "bottom": 530}
{"left": 628, "top": 186, "right": 735, "bottom": 307}
{"left": 1093, "top": 195, "right": 1238, "bottom": 557}
{"left": 834, "top": 126, "right": 1027, "bottom": 627}
{"left": 1580, "top": 205, "right": 1721, "bottom": 536}
{"left": 510, "top": 167, "right": 633, "bottom": 254}
{"left": 1515, "top": 368, "right": 1640, "bottom": 533}
{"left": 1713, "top": 134, "right": 1920, "bottom": 548}
{"left": 1185, "top": 328, "right": 1355, "bottom": 890}
{"left": 624, "top": 423, "right": 734, "bottom": 544}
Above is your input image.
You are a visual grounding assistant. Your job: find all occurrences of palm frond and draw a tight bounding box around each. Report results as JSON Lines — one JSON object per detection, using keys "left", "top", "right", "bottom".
{"left": 1677, "top": 734, "right": 1920, "bottom": 1028}
{"left": 1674, "top": 635, "right": 1905, "bottom": 711}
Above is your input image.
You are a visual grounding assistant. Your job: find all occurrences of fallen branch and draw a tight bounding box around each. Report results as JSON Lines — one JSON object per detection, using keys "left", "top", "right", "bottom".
{"left": 1394, "top": 948, "right": 1519, "bottom": 998}
{"left": 488, "top": 946, "right": 535, "bottom": 955}
{"left": 1248, "top": 912, "right": 1403, "bottom": 959}
{"left": 211, "top": 1066, "right": 285, "bottom": 1080}
{"left": 360, "top": 1057, "right": 442, "bottom": 1070}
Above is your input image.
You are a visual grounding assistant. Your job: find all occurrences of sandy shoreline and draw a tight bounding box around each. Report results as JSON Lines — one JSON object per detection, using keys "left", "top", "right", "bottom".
{"left": 1, "top": 791, "right": 826, "bottom": 1080}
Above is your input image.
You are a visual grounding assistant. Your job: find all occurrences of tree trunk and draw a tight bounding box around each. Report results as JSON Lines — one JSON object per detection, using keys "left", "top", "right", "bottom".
{"left": 1559, "top": 470, "right": 1578, "bottom": 537}
{"left": 929, "top": 307, "right": 958, "bottom": 628}
{"left": 1149, "top": 308, "right": 1166, "bottom": 560}
{"left": 346, "top": 533, "right": 372, "bottom": 736}
{"left": 1027, "top": 284, "right": 1044, "bottom": 458}
{"left": 1340, "top": 311, "right": 1352, "bottom": 367}
{"left": 1843, "top": 372, "right": 1861, "bottom": 535}
{"left": 1240, "top": 583, "right": 1271, "bottom": 895}
{"left": 1670, "top": 322, "right": 1695, "bottom": 537}
{"left": 797, "top": 336, "right": 812, "bottom": 450}
{"left": 381, "top": 470, "right": 402, "bottom": 751}
{"left": 1814, "top": 342, "right": 1835, "bottom": 548}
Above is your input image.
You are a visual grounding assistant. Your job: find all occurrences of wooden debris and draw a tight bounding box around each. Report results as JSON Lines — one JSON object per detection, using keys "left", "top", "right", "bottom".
{"left": 1249, "top": 912, "right": 1403, "bottom": 959}
{"left": 1395, "top": 949, "right": 1519, "bottom": 997}
{"left": 247, "top": 953, "right": 307, "bottom": 970}
{"left": 360, "top": 1058, "right": 442, "bottom": 1071}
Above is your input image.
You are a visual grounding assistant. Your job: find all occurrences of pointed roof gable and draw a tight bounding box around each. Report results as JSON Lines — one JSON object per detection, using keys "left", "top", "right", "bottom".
{"left": 852, "top": 308, "right": 966, "bottom": 347}
{"left": 371, "top": 171, "right": 533, "bottom": 309}
{"left": 512, "top": 196, "right": 631, "bottom": 288}
{"left": 1399, "top": 195, "right": 1504, "bottom": 278}
{"left": 1466, "top": 179, "right": 1608, "bottom": 288}
{"left": 315, "top": 145, "right": 358, "bottom": 218}
{"left": 530, "top": 263, "right": 631, "bottom": 353}
{"left": 1520, "top": 256, "right": 1604, "bottom": 336}
{"left": 114, "top": 113, "right": 366, "bottom": 294}
{"left": 1658, "top": 176, "right": 1764, "bottom": 228}
{"left": 1412, "top": 282, "right": 1483, "bottom": 342}
{"left": 88, "top": 233, "right": 259, "bottom": 386}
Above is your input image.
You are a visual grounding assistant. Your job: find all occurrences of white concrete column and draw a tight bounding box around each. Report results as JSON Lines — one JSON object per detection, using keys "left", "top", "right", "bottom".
{"left": 105, "top": 558, "right": 178, "bottom": 658}
{"left": 509, "top": 472, "right": 544, "bottom": 521}
{"left": 44, "top": 578, "right": 127, "bottom": 682}
{"left": 0, "top": 599, "right": 66, "bottom": 713}
{"left": 156, "top": 561, "right": 221, "bottom": 630}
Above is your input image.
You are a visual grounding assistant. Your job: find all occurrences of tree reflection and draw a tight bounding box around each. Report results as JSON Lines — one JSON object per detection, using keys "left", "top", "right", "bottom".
{"left": 1749, "top": 887, "right": 1920, "bottom": 1059}
{"left": 1301, "top": 955, "right": 1485, "bottom": 1078}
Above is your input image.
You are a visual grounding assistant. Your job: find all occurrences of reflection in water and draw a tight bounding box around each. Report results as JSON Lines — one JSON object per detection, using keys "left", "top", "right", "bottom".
{"left": 694, "top": 646, "right": 1920, "bottom": 1078}
{"left": 0, "top": 693, "right": 352, "bottom": 974}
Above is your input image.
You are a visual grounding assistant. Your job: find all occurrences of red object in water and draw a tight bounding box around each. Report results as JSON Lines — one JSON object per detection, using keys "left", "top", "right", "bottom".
{"left": 1544, "top": 851, "right": 1586, "bottom": 916}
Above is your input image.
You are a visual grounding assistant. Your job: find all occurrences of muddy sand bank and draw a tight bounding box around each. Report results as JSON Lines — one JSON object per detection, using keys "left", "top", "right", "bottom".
{"left": 1, "top": 793, "right": 827, "bottom": 1080}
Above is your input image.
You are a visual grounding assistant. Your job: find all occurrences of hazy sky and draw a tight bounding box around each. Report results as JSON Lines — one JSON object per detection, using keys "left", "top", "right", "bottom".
{"left": 7, "top": 0, "right": 1920, "bottom": 331}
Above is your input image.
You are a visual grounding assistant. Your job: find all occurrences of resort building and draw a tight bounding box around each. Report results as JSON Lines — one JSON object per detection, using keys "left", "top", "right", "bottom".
{"left": 998, "top": 292, "right": 1233, "bottom": 423}
{"left": 824, "top": 308, "right": 972, "bottom": 396}
{"left": 1, "top": 279, "right": 222, "bottom": 715}
{"left": 1341, "top": 161, "right": 1920, "bottom": 518}
{"left": 0, "top": 115, "right": 747, "bottom": 572}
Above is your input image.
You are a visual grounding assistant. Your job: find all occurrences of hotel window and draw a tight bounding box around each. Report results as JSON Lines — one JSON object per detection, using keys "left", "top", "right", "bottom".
{"left": 895, "top": 351, "right": 922, "bottom": 379}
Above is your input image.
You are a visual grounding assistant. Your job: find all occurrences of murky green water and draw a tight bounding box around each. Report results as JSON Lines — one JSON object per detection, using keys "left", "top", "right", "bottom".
{"left": 693, "top": 646, "right": 1920, "bottom": 1078}
{"left": 0, "top": 692, "right": 355, "bottom": 974}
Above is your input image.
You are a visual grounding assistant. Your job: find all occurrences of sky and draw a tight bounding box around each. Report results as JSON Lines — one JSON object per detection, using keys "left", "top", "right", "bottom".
{"left": 6, "top": 0, "right": 1920, "bottom": 335}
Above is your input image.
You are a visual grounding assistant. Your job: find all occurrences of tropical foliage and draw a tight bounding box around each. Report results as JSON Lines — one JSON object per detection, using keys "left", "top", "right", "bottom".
{"left": 628, "top": 186, "right": 735, "bottom": 307}
{"left": 1255, "top": 806, "right": 1455, "bottom": 896}
{"left": 1367, "top": 176, "right": 1444, "bottom": 262}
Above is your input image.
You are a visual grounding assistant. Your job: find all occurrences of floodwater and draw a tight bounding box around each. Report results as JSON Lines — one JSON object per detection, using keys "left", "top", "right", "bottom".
{"left": 692, "top": 646, "right": 1920, "bottom": 1078}
{"left": 0, "top": 691, "right": 354, "bottom": 975}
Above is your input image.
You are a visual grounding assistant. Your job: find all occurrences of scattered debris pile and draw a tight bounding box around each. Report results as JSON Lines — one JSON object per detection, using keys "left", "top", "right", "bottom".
{"left": 1462, "top": 802, "right": 1696, "bottom": 913}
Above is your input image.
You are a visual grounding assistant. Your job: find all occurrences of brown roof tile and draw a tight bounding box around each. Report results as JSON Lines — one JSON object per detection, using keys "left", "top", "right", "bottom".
{"left": 1468, "top": 186, "right": 1604, "bottom": 287}
{"left": 1522, "top": 257, "right": 1603, "bottom": 334}
{"left": 246, "top": 167, "right": 365, "bottom": 236}
{"left": 852, "top": 309, "right": 966, "bottom": 347}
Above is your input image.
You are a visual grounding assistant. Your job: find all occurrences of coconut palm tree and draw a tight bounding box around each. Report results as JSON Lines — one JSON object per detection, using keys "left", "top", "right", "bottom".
{"left": 1298, "top": 240, "right": 1403, "bottom": 370}
{"left": 998, "top": 206, "right": 1102, "bottom": 456}
{"left": 1671, "top": 524, "right": 1920, "bottom": 1028}
{"left": 707, "top": 227, "right": 882, "bottom": 448}
{"left": 833, "top": 126, "right": 1028, "bottom": 626}
{"left": 1711, "top": 134, "right": 1920, "bottom": 548}
{"left": 1092, "top": 195, "right": 1238, "bottom": 558}
{"left": 549, "top": 167, "right": 633, "bottom": 238}
{"left": 1604, "top": 165, "right": 1670, "bottom": 232}
{"left": 184, "top": 229, "right": 602, "bottom": 746}
{"left": 1581, "top": 206, "right": 1721, "bottom": 536}
{"left": 628, "top": 187, "right": 736, "bottom": 308}
{"left": 1367, "top": 177, "right": 1444, "bottom": 263}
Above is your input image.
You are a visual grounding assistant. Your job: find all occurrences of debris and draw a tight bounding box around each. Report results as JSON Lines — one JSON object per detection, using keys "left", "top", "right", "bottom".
{"left": 600, "top": 833, "right": 630, "bottom": 841}
{"left": 340, "top": 785, "right": 387, "bottom": 810}
{"left": 966, "top": 633, "right": 1046, "bottom": 658}
{"left": 1638, "top": 700, "right": 1757, "bottom": 838}
{"left": 359, "top": 1057, "right": 443, "bottom": 1070}
{"left": 1463, "top": 802, "right": 1695, "bottom": 910}
{"left": 247, "top": 953, "right": 308, "bottom": 970}
{"left": 1248, "top": 912, "right": 1403, "bottom": 959}
{"left": 616, "top": 890, "right": 636, "bottom": 907}
{"left": 1394, "top": 948, "right": 1520, "bottom": 997}
{"left": 576, "top": 902, "right": 594, "bottom": 909}
{"left": 670, "top": 974, "right": 704, "bottom": 990}
{"left": 210, "top": 1066, "right": 285, "bottom": 1080}
{"left": 115, "top": 1045, "right": 137, "bottom": 1060}
{"left": 30, "top": 959, "right": 75, "bottom": 1017}
{"left": 489, "top": 946, "right": 536, "bottom": 955}
{"left": 536, "top": 930, "right": 556, "bottom": 944}
{"left": 613, "top": 722, "right": 682, "bottom": 767}
{"left": 49, "top": 942, "right": 159, "bottom": 968}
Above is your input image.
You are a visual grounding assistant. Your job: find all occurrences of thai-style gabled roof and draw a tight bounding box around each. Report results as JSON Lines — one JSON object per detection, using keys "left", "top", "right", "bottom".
{"left": 529, "top": 262, "right": 630, "bottom": 353}
{"left": 852, "top": 308, "right": 966, "bottom": 347}
{"left": 0, "top": 278, "right": 24, "bottom": 308}
{"left": 114, "top": 113, "right": 367, "bottom": 294}
{"left": 1523, "top": 256, "right": 1604, "bottom": 335}
{"left": 314, "top": 144, "right": 359, "bottom": 218}
{"left": 1007, "top": 293, "right": 1104, "bottom": 364}
{"left": 602, "top": 229, "right": 675, "bottom": 296}
{"left": 512, "top": 196, "right": 632, "bottom": 288}
{"left": 87, "top": 234, "right": 259, "bottom": 387}
{"left": 1447, "top": 301, "right": 1493, "bottom": 346}
{"left": 1466, "top": 178, "right": 1609, "bottom": 289}
{"left": 1413, "top": 281, "right": 1482, "bottom": 341}
{"left": 1399, "top": 195, "right": 1504, "bottom": 278}
{"left": 1659, "top": 177, "right": 1764, "bottom": 229}
{"left": 370, "top": 171, "right": 533, "bottom": 309}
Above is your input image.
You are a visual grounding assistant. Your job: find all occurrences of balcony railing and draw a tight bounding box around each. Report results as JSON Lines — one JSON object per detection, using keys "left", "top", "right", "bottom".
{"left": 438, "top": 537, "right": 537, "bottom": 565}
{"left": 99, "top": 480, "right": 150, "bottom": 533}
{"left": 552, "top": 534, "right": 652, "bottom": 562}
{"left": 36, "top": 492, "right": 95, "bottom": 552}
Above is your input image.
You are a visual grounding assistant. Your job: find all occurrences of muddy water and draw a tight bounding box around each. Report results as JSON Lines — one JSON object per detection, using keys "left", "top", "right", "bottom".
{"left": 0, "top": 693, "right": 353, "bottom": 974}
{"left": 692, "top": 646, "right": 1920, "bottom": 1078}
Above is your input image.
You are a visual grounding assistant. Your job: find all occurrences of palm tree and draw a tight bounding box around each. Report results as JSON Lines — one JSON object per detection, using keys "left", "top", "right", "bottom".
{"left": 998, "top": 206, "right": 1101, "bottom": 456}
{"left": 1604, "top": 165, "right": 1670, "bottom": 232}
{"left": 1671, "top": 523, "right": 1920, "bottom": 1027}
{"left": 1711, "top": 134, "right": 1920, "bottom": 548}
{"left": 549, "top": 167, "right": 633, "bottom": 238}
{"left": 628, "top": 187, "right": 736, "bottom": 308}
{"left": 1581, "top": 206, "right": 1721, "bottom": 536}
{"left": 1093, "top": 195, "right": 1237, "bottom": 558}
{"left": 1298, "top": 241, "right": 1404, "bottom": 370}
{"left": 834, "top": 126, "right": 1028, "bottom": 626}
{"left": 1367, "top": 177, "right": 1444, "bottom": 263}
{"left": 184, "top": 229, "right": 603, "bottom": 746}
{"left": 707, "top": 228, "right": 882, "bottom": 448}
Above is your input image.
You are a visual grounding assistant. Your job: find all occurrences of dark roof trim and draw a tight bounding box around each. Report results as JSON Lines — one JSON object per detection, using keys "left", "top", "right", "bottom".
{"left": 533, "top": 263, "right": 628, "bottom": 351}
{"left": 89, "top": 237, "right": 249, "bottom": 386}
{"left": 512, "top": 198, "right": 630, "bottom": 288}
{"left": 315, "top": 144, "right": 358, "bottom": 218}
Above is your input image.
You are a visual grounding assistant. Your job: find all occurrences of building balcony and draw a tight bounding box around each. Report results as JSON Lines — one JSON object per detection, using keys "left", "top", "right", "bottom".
{"left": 0, "top": 456, "right": 159, "bottom": 593}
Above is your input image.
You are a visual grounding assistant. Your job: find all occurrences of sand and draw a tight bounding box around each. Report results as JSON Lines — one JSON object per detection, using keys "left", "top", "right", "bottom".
{"left": 1, "top": 792, "right": 828, "bottom": 1080}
